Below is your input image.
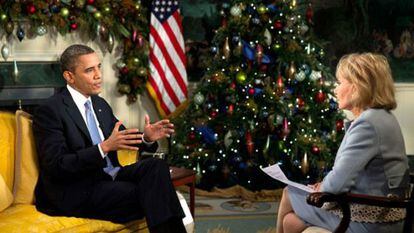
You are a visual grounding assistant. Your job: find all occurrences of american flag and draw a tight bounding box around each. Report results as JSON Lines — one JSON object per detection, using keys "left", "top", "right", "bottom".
{"left": 147, "top": 0, "right": 188, "bottom": 117}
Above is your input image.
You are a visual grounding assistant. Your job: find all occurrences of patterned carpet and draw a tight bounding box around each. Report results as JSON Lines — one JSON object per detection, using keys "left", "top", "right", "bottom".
{"left": 187, "top": 194, "right": 278, "bottom": 233}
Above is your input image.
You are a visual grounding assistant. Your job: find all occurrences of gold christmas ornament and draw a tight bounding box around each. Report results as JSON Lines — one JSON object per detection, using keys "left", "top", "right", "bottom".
{"left": 301, "top": 152, "right": 309, "bottom": 175}
{"left": 234, "top": 40, "right": 243, "bottom": 56}
{"left": 222, "top": 37, "right": 231, "bottom": 59}
{"left": 236, "top": 71, "right": 247, "bottom": 84}
{"left": 286, "top": 61, "right": 296, "bottom": 80}
{"left": 257, "top": 4, "right": 267, "bottom": 14}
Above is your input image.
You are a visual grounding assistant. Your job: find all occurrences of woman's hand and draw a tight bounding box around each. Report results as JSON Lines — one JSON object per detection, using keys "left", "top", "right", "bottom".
{"left": 143, "top": 115, "right": 175, "bottom": 142}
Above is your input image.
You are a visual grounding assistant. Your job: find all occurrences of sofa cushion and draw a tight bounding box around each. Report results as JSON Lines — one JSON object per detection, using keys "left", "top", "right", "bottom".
{"left": 0, "top": 174, "right": 13, "bottom": 211}
{"left": 0, "top": 204, "right": 148, "bottom": 232}
{"left": 13, "top": 110, "right": 39, "bottom": 205}
{"left": 118, "top": 150, "right": 138, "bottom": 166}
{"left": 0, "top": 111, "right": 16, "bottom": 190}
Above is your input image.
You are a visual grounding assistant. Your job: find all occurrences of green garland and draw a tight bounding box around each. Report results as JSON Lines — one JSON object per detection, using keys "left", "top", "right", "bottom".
{"left": 0, "top": 0, "right": 149, "bottom": 103}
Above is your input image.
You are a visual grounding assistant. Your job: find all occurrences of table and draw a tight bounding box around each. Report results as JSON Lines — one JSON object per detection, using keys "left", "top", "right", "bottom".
{"left": 170, "top": 166, "right": 196, "bottom": 217}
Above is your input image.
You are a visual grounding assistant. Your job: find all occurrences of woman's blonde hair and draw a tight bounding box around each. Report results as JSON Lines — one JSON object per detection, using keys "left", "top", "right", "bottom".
{"left": 336, "top": 53, "right": 397, "bottom": 110}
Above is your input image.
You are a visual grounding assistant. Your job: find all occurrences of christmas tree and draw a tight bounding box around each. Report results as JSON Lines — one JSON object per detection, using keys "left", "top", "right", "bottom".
{"left": 170, "top": 0, "right": 345, "bottom": 191}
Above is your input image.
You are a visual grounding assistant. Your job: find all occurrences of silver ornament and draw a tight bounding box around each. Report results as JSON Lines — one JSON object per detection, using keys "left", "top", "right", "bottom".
{"left": 300, "top": 23, "right": 309, "bottom": 35}
{"left": 264, "top": 29, "right": 272, "bottom": 46}
{"left": 107, "top": 33, "right": 114, "bottom": 53}
{"left": 230, "top": 5, "right": 241, "bottom": 17}
{"left": 116, "top": 59, "right": 126, "bottom": 69}
{"left": 1, "top": 44, "right": 10, "bottom": 61}
{"left": 13, "top": 60, "right": 19, "bottom": 83}
{"left": 36, "top": 25, "right": 47, "bottom": 36}
{"left": 295, "top": 70, "right": 306, "bottom": 82}
{"left": 224, "top": 130, "right": 235, "bottom": 148}
{"left": 275, "top": 115, "right": 283, "bottom": 125}
{"left": 310, "top": 70, "right": 322, "bottom": 81}
{"left": 193, "top": 92, "right": 205, "bottom": 105}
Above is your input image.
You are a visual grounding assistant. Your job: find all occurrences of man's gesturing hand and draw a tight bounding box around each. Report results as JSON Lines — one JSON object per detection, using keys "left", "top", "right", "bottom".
{"left": 101, "top": 121, "right": 142, "bottom": 154}
{"left": 143, "top": 115, "right": 175, "bottom": 142}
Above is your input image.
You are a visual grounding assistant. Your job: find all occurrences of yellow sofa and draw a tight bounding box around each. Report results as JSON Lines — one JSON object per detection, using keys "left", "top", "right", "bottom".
{"left": 0, "top": 110, "right": 149, "bottom": 232}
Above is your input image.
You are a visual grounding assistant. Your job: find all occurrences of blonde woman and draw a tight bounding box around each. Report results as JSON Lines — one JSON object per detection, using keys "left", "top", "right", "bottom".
{"left": 276, "top": 53, "right": 410, "bottom": 233}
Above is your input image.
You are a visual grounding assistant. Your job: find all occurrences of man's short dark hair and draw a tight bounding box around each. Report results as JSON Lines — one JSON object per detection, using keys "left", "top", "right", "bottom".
{"left": 60, "top": 44, "right": 95, "bottom": 72}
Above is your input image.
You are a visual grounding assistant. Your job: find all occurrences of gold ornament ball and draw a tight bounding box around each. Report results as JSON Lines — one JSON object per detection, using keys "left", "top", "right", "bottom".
{"left": 75, "top": 0, "right": 86, "bottom": 8}
{"left": 94, "top": 11, "right": 102, "bottom": 19}
{"left": 236, "top": 71, "right": 247, "bottom": 84}
{"left": 118, "top": 84, "right": 131, "bottom": 94}
{"left": 257, "top": 4, "right": 267, "bottom": 14}
{"left": 103, "top": 6, "right": 111, "bottom": 13}
{"left": 133, "top": 58, "right": 141, "bottom": 64}
{"left": 137, "top": 67, "right": 147, "bottom": 77}
{"left": 60, "top": 8, "right": 69, "bottom": 17}
{"left": 0, "top": 14, "right": 7, "bottom": 21}
{"left": 273, "top": 43, "right": 281, "bottom": 51}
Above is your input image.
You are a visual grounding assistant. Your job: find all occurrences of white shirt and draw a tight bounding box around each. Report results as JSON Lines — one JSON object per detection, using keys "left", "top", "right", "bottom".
{"left": 67, "top": 85, "right": 106, "bottom": 158}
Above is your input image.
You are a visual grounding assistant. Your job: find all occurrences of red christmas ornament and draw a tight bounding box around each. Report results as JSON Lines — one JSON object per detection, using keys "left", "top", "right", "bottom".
{"left": 256, "top": 44, "right": 263, "bottom": 65}
{"left": 228, "top": 104, "right": 234, "bottom": 114}
{"left": 120, "top": 66, "right": 129, "bottom": 75}
{"left": 137, "top": 34, "right": 144, "bottom": 47}
{"left": 87, "top": 0, "right": 95, "bottom": 4}
{"left": 306, "top": 3, "right": 314, "bottom": 25}
{"left": 210, "top": 111, "right": 218, "bottom": 118}
{"left": 245, "top": 131, "right": 254, "bottom": 156}
{"left": 311, "top": 145, "right": 320, "bottom": 154}
{"left": 27, "top": 4, "right": 36, "bottom": 14}
{"left": 315, "top": 91, "right": 325, "bottom": 103}
{"left": 274, "top": 20, "right": 283, "bottom": 30}
{"left": 296, "top": 97, "right": 305, "bottom": 109}
{"left": 277, "top": 74, "right": 284, "bottom": 88}
{"left": 229, "top": 82, "right": 236, "bottom": 90}
{"left": 70, "top": 23, "right": 78, "bottom": 30}
{"left": 188, "top": 132, "right": 196, "bottom": 141}
{"left": 282, "top": 117, "right": 290, "bottom": 137}
{"left": 259, "top": 64, "right": 268, "bottom": 72}
{"left": 221, "top": 17, "right": 227, "bottom": 27}
{"left": 132, "top": 30, "right": 138, "bottom": 42}
{"left": 248, "top": 88, "right": 255, "bottom": 95}
{"left": 336, "top": 119, "right": 344, "bottom": 132}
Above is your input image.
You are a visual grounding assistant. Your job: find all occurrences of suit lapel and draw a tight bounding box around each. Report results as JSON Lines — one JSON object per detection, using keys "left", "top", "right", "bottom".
{"left": 62, "top": 88, "right": 93, "bottom": 143}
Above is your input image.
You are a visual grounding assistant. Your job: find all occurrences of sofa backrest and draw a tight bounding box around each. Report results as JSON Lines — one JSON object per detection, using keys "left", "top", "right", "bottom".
{"left": 13, "top": 110, "right": 39, "bottom": 204}
{"left": 0, "top": 112, "right": 16, "bottom": 191}
{"left": 0, "top": 111, "right": 16, "bottom": 211}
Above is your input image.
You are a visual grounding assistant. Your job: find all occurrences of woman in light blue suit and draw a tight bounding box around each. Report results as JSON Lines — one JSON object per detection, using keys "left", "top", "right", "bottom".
{"left": 276, "top": 53, "right": 410, "bottom": 233}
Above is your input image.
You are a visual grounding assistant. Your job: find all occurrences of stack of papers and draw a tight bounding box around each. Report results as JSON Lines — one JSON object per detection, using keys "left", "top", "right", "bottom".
{"left": 261, "top": 164, "right": 314, "bottom": 193}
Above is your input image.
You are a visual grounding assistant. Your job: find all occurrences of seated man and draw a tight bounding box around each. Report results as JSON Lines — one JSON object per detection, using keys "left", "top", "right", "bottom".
{"left": 33, "top": 44, "right": 186, "bottom": 233}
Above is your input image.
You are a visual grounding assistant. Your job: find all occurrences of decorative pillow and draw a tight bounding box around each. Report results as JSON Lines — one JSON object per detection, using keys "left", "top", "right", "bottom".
{"left": 13, "top": 110, "right": 39, "bottom": 205}
{"left": 0, "top": 174, "right": 13, "bottom": 211}
{"left": 0, "top": 111, "right": 16, "bottom": 190}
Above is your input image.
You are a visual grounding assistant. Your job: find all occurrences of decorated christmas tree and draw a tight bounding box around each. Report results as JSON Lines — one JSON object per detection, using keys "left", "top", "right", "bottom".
{"left": 170, "top": 0, "right": 345, "bottom": 191}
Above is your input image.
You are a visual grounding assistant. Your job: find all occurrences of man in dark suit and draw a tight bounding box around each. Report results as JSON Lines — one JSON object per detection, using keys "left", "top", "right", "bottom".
{"left": 33, "top": 44, "right": 186, "bottom": 233}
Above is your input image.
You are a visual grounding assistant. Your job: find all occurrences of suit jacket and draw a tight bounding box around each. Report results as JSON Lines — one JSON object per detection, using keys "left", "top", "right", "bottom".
{"left": 321, "top": 108, "right": 409, "bottom": 197}
{"left": 33, "top": 87, "right": 158, "bottom": 216}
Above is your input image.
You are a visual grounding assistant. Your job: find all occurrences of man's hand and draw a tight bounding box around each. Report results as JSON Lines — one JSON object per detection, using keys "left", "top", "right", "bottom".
{"left": 143, "top": 115, "right": 175, "bottom": 142}
{"left": 308, "top": 182, "right": 322, "bottom": 192}
{"left": 100, "top": 121, "right": 142, "bottom": 154}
